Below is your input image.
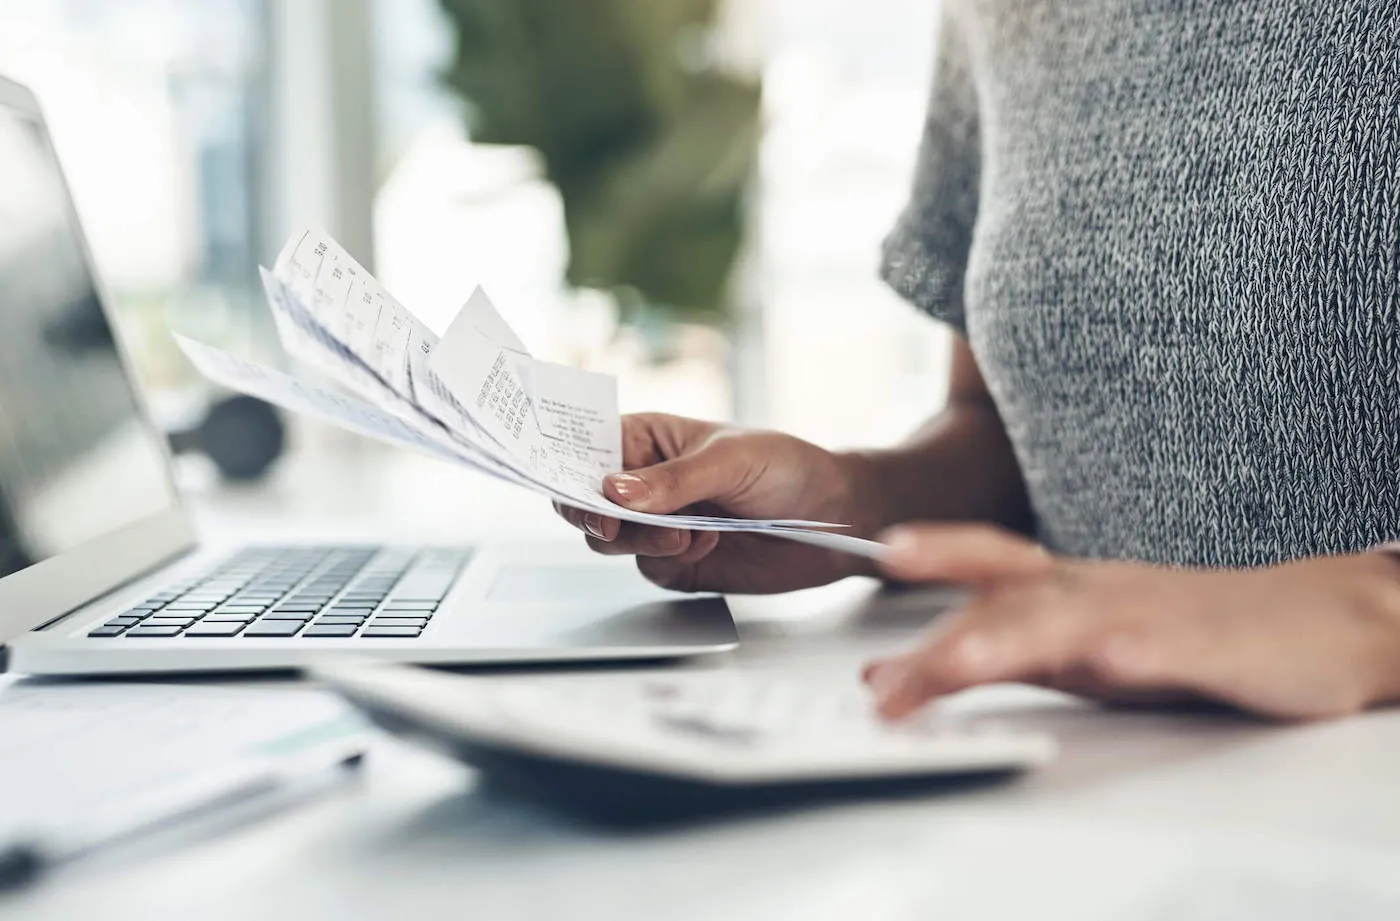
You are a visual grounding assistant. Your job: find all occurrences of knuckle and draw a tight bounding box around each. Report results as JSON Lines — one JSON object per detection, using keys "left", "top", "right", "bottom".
{"left": 914, "top": 627, "right": 981, "bottom": 683}
{"left": 622, "top": 422, "right": 659, "bottom": 465}
{"left": 652, "top": 529, "right": 690, "bottom": 557}
{"left": 934, "top": 645, "right": 981, "bottom": 685}
{"left": 648, "top": 465, "right": 681, "bottom": 501}
{"left": 1086, "top": 626, "right": 1153, "bottom": 681}
{"left": 679, "top": 530, "right": 721, "bottom": 563}
{"left": 630, "top": 527, "right": 682, "bottom": 557}
{"left": 637, "top": 558, "right": 697, "bottom": 593}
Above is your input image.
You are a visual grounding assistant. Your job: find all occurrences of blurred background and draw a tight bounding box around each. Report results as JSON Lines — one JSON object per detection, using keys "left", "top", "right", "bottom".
{"left": 0, "top": 0, "right": 949, "bottom": 522}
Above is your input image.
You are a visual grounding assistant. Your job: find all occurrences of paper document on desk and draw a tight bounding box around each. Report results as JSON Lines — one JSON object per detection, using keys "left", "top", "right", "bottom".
{"left": 0, "top": 680, "right": 367, "bottom": 851}
{"left": 174, "top": 228, "right": 883, "bottom": 558}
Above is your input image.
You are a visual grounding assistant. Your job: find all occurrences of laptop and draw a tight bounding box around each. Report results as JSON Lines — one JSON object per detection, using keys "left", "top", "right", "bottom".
{"left": 0, "top": 75, "right": 737, "bottom": 676}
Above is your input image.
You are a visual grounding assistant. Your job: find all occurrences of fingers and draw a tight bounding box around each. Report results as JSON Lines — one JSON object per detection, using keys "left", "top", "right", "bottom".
{"left": 603, "top": 438, "right": 751, "bottom": 515}
{"left": 635, "top": 537, "right": 724, "bottom": 593}
{"left": 552, "top": 502, "right": 619, "bottom": 541}
{"left": 587, "top": 525, "right": 691, "bottom": 558}
{"left": 864, "top": 582, "right": 1100, "bottom": 718}
{"left": 620, "top": 412, "right": 720, "bottom": 469}
{"left": 626, "top": 531, "right": 722, "bottom": 569}
{"left": 555, "top": 501, "right": 723, "bottom": 563}
{"left": 878, "top": 523, "right": 1054, "bottom": 584}
{"left": 861, "top": 566, "right": 1246, "bottom": 720}
{"left": 862, "top": 556, "right": 1396, "bottom": 722}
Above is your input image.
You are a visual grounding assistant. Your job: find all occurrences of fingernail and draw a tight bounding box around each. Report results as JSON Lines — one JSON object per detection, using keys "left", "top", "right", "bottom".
{"left": 583, "top": 513, "right": 609, "bottom": 541}
{"left": 608, "top": 473, "right": 650, "bottom": 506}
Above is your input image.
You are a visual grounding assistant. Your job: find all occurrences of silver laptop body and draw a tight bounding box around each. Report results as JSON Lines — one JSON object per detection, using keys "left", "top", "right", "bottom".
{"left": 0, "top": 76, "right": 736, "bottom": 676}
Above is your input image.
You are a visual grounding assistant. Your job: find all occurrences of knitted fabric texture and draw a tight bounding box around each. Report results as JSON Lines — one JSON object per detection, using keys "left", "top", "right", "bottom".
{"left": 881, "top": 0, "right": 1400, "bottom": 566}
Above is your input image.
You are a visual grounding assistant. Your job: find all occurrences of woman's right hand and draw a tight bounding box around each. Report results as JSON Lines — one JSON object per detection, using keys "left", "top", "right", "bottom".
{"left": 553, "top": 413, "right": 883, "bottom": 594}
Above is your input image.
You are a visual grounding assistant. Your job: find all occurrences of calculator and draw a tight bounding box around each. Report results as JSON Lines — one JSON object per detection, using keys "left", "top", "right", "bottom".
{"left": 310, "top": 660, "right": 1055, "bottom": 822}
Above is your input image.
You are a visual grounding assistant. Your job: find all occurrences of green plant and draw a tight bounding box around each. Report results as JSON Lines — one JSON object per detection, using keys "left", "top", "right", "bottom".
{"left": 437, "top": 0, "right": 761, "bottom": 326}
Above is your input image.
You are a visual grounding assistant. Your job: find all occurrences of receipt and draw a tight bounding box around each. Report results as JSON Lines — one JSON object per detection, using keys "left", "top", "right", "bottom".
{"left": 528, "top": 360, "right": 622, "bottom": 480}
{"left": 173, "top": 228, "right": 881, "bottom": 557}
{"left": 449, "top": 284, "right": 529, "bottom": 354}
{"left": 427, "top": 305, "right": 621, "bottom": 500}
{"left": 173, "top": 334, "right": 519, "bottom": 481}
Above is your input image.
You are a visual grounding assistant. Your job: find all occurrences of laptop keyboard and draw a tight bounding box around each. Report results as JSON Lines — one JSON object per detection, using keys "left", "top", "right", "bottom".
{"left": 86, "top": 545, "right": 470, "bottom": 640}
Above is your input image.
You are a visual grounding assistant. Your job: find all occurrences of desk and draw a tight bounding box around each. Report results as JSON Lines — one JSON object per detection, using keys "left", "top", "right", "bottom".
{"left": 4, "top": 448, "right": 1400, "bottom": 919}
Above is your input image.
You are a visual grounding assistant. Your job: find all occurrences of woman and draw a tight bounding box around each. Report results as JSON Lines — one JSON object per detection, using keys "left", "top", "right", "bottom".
{"left": 557, "top": 0, "right": 1400, "bottom": 721}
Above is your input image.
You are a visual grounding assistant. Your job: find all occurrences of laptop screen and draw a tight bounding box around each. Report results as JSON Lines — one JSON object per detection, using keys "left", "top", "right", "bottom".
{"left": 0, "top": 103, "right": 179, "bottom": 582}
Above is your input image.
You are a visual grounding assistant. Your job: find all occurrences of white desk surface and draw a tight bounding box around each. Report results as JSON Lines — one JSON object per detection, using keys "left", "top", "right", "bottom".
{"left": 4, "top": 447, "right": 1400, "bottom": 919}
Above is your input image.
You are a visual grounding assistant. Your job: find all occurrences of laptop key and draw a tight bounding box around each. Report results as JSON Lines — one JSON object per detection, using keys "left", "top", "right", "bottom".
{"left": 144, "top": 616, "right": 201, "bottom": 627}
{"left": 126, "top": 625, "right": 185, "bottom": 637}
{"left": 184, "top": 621, "right": 247, "bottom": 637}
{"left": 202, "top": 613, "right": 258, "bottom": 623}
{"left": 371, "top": 617, "right": 429, "bottom": 628}
{"left": 360, "top": 626, "right": 423, "bottom": 638}
{"left": 302, "top": 624, "right": 359, "bottom": 638}
{"left": 243, "top": 620, "right": 305, "bottom": 637}
{"left": 88, "top": 626, "right": 127, "bottom": 637}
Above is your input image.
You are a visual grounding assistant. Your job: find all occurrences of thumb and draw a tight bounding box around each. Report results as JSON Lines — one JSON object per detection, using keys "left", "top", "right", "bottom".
{"left": 878, "top": 523, "right": 1053, "bottom": 584}
{"left": 604, "top": 440, "right": 750, "bottom": 514}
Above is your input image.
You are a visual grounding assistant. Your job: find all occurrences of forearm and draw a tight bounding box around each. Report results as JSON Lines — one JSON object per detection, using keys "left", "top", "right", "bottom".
{"left": 835, "top": 336, "right": 1031, "bottom": 538}
{"left": 842, "top": 400, "right": 1033, "bottom": 537}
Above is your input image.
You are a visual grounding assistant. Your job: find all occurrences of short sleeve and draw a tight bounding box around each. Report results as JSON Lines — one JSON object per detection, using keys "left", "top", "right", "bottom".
{"left": 879, "top": 9, "right": 981, "bottom": 333}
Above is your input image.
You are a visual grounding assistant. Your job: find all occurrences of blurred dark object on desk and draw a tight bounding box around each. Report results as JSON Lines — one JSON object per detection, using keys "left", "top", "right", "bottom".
{"left": 168, "top": 395, "right": 286, "bottom": 482}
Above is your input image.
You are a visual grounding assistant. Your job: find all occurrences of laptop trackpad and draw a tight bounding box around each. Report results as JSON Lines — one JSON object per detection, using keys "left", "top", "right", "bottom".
{"left": 466, "top": 563, "right": 735, "bottom": 650}
{"left": 487, "top": 565, "right": 680, "bottom": 606}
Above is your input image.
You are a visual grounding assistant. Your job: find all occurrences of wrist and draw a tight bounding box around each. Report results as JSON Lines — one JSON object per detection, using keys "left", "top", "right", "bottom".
{"left": 832, "top": 449, "right": 897, "bottom": 539}
{"left": 817, "top": 449, "right": 892, "bottom": 579}
{"left": 1337, "top": 550, "right": 1400, "bottom": 708}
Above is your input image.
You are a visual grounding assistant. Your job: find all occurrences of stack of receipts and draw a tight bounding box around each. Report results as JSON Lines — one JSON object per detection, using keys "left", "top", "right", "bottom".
{"left": 175, "top": 229, "right": 883, "bottom": 559}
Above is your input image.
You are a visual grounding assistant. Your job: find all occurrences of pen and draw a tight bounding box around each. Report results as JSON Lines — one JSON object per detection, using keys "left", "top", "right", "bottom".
{"left": 0, "top": 746, "right": 366, "bottom": 890}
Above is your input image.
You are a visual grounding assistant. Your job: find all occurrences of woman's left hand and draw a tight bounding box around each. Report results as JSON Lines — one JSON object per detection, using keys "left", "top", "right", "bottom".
{"left": 863, "top": 525, "right": 1400, "bottom": 721}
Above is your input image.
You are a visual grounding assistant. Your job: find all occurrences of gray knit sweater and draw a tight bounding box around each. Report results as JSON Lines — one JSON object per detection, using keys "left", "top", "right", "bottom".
{"left": 881, "top": 0, "right": 1400, "bottom": 567}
